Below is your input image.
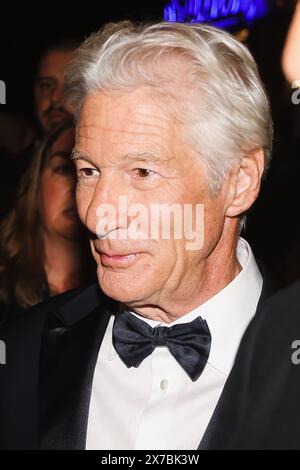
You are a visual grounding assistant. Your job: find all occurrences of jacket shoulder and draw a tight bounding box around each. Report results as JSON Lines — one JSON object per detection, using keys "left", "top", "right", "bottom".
{"left": 0, "top": 283, "right": 104, "bottom": 337}
{"left": 212, "top": 280, "right": 300, "bottom": 449}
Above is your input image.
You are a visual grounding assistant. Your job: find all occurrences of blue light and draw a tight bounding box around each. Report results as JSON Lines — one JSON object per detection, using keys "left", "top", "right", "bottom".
{"left": 163, "top": 0, "right": 270, "bottom": 29}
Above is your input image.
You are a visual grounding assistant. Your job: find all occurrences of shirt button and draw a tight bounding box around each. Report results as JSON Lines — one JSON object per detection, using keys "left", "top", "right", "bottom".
{"left": 160, "top": 379, "right": 169, "bottom": 391}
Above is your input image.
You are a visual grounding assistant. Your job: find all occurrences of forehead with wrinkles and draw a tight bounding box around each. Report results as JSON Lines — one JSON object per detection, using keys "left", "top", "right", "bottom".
{"left": 74, "top": 87, "right": 190, "bottom": 167}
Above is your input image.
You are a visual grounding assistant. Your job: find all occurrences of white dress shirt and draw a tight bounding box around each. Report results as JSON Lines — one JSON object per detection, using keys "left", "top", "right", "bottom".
{"left": 86, "top": 238, "right": 262, "bottom": 450}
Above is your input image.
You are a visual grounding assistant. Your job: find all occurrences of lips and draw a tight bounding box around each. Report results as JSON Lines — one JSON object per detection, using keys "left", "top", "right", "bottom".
{"left": 99, "top": 249, "right": 138, "bottom": 257}
{"left": 47, "top": 109, "right": 68, "bottom": 123}
{"left": 98, "top": 250, "right": 143, "bottom": 268}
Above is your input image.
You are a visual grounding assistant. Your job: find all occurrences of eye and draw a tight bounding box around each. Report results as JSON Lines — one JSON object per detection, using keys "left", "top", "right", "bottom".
{"left": 54, "top": 164, "right": 74, "bottom": 175}
{"left": 36, "top": 78, "right": 56, "bottom": 95}
{"left": 40, "top": 82, "right": 51, "bottom": 91}
{"left": 134, "top": 168, "right": 155, "bottom": 178}
{"left": 78, "top": 167, "right": 99, "bottom": 178}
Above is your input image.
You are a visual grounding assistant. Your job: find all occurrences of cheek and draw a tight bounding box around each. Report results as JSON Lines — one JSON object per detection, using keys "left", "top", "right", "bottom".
{"left": 40, "top": 178, "right": 57, "bottom": 220}
{"left": 35, "top": 96, "right": 49, "bottom": 115}
{"left": 40, "top": 181, "right": 56, "bottom": 224}
{"left": 202, "top": 200, "right": 225, "bottom": 249}
{"left": 41, "top": 177, "right": 72, "bottom": 220}
{"left": 147, "top": 240, "right": 178, "bottom": 279}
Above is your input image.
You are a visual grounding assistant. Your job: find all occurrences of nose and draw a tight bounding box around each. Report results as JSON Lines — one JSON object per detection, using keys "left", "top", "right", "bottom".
{"left": 84, "top": 171, "right": 129, "bottom": 238}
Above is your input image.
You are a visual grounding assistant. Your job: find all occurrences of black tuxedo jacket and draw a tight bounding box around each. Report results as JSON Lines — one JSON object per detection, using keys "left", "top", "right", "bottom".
{"left": 0, "top": 275, "right": 275, "bottom": 450}
{"left": 205, "top": 279, "right": 300, "bottom": 450}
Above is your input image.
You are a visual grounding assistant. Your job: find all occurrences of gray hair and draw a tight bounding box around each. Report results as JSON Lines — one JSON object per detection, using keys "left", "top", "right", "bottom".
{"left": 64, "top": 21, "right": 273, "bottom": 194}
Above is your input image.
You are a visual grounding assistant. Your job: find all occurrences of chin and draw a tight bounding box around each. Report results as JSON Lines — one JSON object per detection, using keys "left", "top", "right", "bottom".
{"left": 97, "top": 266, "right": 154, "bottom": 304}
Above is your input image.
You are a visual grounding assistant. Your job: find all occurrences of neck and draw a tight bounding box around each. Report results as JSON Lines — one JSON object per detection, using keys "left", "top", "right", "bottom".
{"left": 130, "top": 220, "right": 242, "bottom": 323}
{"left": 44, "top": 232, "right": 87, "bottom": 295}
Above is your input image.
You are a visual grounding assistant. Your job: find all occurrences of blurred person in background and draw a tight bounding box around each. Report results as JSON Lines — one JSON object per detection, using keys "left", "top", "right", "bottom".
{"left": 0, "top": 39, "right": 80, "bottom": 223}
{"left": 34, "top": 39, "right": 79, "bottom": 135}
{"left": 0, "top": 111, "right": 37, "bottom": 221}
{"left": 0, "top": 121, "right": 95, "bottom": 323}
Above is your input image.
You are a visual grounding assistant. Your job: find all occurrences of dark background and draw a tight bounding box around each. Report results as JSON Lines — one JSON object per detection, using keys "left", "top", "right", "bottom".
{"left": 0, "top": 0, "right": 165, "bottom": 119}
{"left": 0, "top": 0, "right": 294, "bottom": 126}
{"left": 0, "top": 0, "right": 299, "bottom": 284}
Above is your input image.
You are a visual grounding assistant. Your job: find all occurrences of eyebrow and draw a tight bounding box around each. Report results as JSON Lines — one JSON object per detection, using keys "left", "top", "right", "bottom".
{"left": 71, "top": 149, "right": 90, "bottom": 161}
{"left": 123, "top": 152, "right": 160, "bottom": 164}
{"left": 71, "top": 149, "right": 161, "bottom": 164}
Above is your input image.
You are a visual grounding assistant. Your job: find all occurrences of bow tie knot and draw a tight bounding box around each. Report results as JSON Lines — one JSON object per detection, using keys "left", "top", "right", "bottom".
{"left": 113, "top": 311, "right": 212, "bottom": 382}
{"left": 152, "top": 326, "right": 169, "bottom": 347}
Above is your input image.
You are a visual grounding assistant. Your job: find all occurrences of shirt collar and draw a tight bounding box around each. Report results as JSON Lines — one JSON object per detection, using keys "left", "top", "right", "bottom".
{"left": 109, "top": 237, "right": 262, "bottom": 374}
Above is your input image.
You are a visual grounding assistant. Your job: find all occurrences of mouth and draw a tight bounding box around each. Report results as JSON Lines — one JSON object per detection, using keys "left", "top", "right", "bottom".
{"left": 47, "top": 110, "right": 68, "bottom": 123}
{"left": 98, "top": 250, "right": 143, "bottom": 268}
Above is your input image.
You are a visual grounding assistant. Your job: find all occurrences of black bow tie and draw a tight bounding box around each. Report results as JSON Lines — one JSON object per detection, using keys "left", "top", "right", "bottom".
{"left": 112, "top": 311, "right": 212, "bottom": 382}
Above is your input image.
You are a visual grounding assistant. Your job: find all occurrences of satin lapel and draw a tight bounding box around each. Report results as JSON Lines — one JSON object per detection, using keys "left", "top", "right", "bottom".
{"left": 39, "top": 285, "right": 117, "bottom": 450}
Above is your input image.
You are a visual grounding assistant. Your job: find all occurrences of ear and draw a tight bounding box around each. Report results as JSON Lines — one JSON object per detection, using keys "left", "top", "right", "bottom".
{"left": 225, "top": 148, "right": 265, "bottom": 218}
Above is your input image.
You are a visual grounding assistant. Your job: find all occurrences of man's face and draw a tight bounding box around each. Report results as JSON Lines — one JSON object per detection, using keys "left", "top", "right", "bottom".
{"left": 34, "top": 49, "right": 74, "bottom": 134}
{"left": 73, "top": 88, "right": 230, "bottom": 311}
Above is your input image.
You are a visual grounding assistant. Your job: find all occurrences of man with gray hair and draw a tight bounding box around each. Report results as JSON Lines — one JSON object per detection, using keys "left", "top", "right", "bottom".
{"left": 0, "top": 21, "right": 274, "bottom": 450}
